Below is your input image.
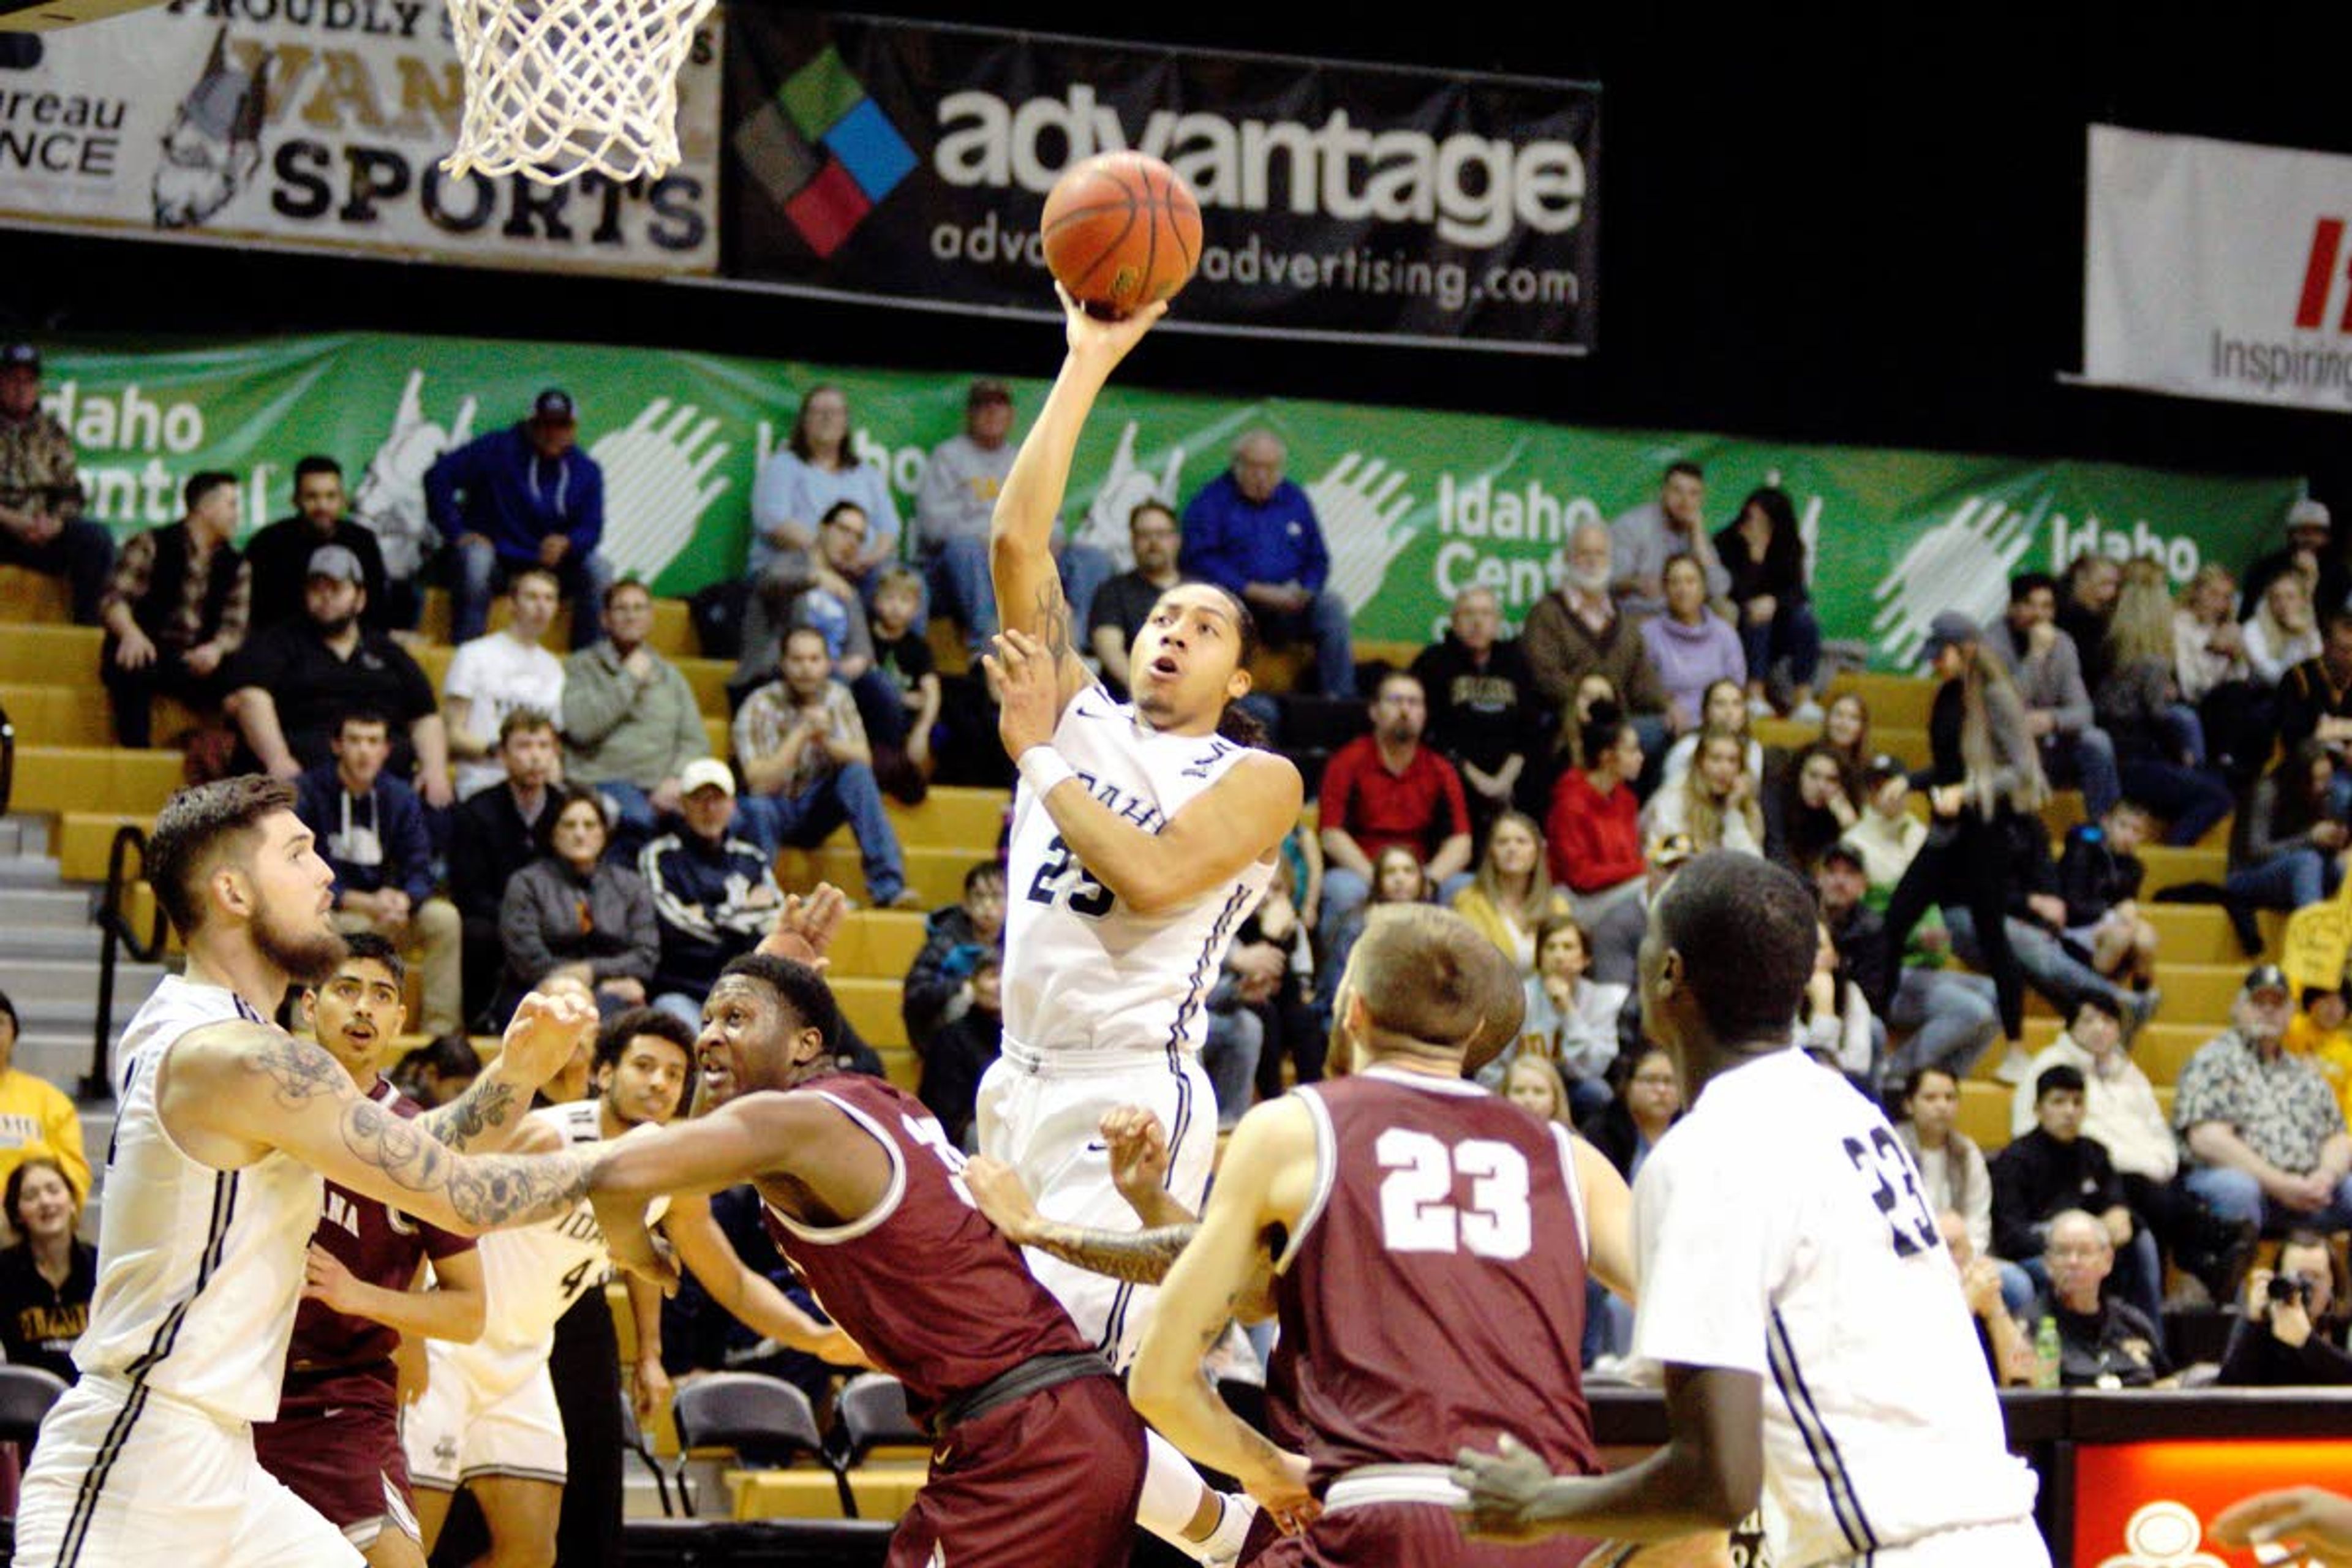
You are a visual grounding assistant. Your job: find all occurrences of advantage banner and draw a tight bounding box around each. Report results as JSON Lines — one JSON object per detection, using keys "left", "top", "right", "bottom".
{"left": 2086, "top": 124, "right": 2352, "bottom": 414}
{"left": 0, "top": 0, "right": 723, "bottom": 273}
{"left": 724, "top": 13, "right": 1600, "bottom": 355}
{"left": 33, "top": 331, "right": 2299, "bottom": 668}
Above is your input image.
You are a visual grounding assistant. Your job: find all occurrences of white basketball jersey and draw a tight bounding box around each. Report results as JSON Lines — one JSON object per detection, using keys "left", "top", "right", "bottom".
{"left": 1630, "top": 1048, "right": 2039, "bottom": 1567}
{"left": 1002, "top": 687, "right": 1274, "bottom": 1058}
{"left": 74, "top": 975, "right": 326, "bottom": 1425}
{"left": 466, "top": 1099, "right": 666, "bottom": 1358}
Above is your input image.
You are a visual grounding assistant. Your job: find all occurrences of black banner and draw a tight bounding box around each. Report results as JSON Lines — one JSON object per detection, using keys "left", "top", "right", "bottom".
{"left": 725, "top": 13, "right": 1601, "bottom": 355}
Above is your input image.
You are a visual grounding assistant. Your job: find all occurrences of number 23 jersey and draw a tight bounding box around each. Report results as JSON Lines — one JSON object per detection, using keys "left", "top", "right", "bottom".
{"left": 1003, "top": 687, "right": 1273, "bottom": 1058}
{"left": 1630, "top": 1047, "right": 2038, "bottom": 1567}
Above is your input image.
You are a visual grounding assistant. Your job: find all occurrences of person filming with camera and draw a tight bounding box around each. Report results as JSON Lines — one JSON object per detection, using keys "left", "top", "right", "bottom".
{"left": 2217, "top": 1228, "right": 2352, "bottom": 1386}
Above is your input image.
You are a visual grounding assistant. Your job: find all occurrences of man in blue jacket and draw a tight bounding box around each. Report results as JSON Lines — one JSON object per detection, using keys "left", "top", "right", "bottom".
{"left": 426, "top": 388, "right": 612, "bottom": 648}
{"left": 1177, "top": 429, "right": 1355, "bottom": 698}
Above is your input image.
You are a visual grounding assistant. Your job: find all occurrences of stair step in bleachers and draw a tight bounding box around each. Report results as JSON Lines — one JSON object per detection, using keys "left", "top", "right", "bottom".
{"left": 2144, "top": 903, "right": 2280, "bottom": 965}
{"left": 414, "top": 588, "right": 698, "bottom": 658}
{"left": 0, "top": 566, "right": 71, "bottom": 625}
{"left": 1827, "top": 671, "right": 1937, "bottom": 731}
{"left": 10, "top": 748, "right": 187, "bottom": 816}
{"left": 2021, "top": 962, "right": 2246, "bottom": 1027}
{"left": 1954, "top": 1078, "right": 2179, "bottom": 1157}
{"left": 724, "top": 1466, "right": 925, "bottom": 1523}
{"left": 2016, "top": 1019, "right": 2214, "bottom": 1088}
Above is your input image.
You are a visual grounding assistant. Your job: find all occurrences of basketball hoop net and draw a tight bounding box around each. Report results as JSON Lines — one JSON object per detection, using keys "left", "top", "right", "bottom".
{"left": 441, "top": 0, "right": 714, "bottom": 186}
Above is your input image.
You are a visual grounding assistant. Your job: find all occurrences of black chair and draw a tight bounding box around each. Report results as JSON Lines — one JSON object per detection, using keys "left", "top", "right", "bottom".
{"left": 0, "top": 1365, "right": 67, "bottom": 1450}
{"left": 827, "top": 1374, "right": 930, "bottom": 1523}
{"left": 617, "top": 1385, "right": 678, "bottom": 1518}
{"left": 669, "top": 1373, "right": 834, "bottom": 1520}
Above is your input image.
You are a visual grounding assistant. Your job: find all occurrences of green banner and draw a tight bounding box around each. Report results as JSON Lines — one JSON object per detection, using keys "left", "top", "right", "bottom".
{"left": 35, "top": 331, "right": 2301, "bottom": 668}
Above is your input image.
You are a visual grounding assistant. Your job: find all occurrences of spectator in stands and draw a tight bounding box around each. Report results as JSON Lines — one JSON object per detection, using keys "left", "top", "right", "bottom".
{"left": 639, "top": 759, "right": 782, "bottom": 1029}
{"left": 2242, "top": 497, "right": 2346, "bottom": 628}
{"left": 1841, "top": 754, "right": 1926, "bottom": 899}
{"left": 442, "top": 566, "right": 565, "bottom": 800}
{"left": 1609, "top": 460, "right": 1728, "bottom": 619}
{"left": 1235, "top": 853, "right": 1321, "bottom": 1105}
{"left": 1579, "top": 1042, "right": 1683, "bottom": 1183}
{"left": 1316, "top": 844, "right": 1430, "bottom": 1015}
{"left": 293, "top": 709, "right": 463, "bottom": 1035}
{"left": 1816, "top": 689, "right": 1873, "bottom": 778}
{"left": 0, "top": 992, "right": 88, "bottom": 1207}
{"left": 1588, "top": 831, "right": 1695, "bottom": 990}
{"left": 2175, "top": 963, "right": 2352, "bottom": 1237}
{"left": 2244, "top": 570, "right": 2320, "bottom": 689}
{"left": 1938, "top": 1208, "right": 2037, "bottom": 1387}
{"left": 1817, "top": 844, "right": 2002, "bottom": 1084}
{"left": 1411, "top": 585, "right": 1541, "bottom": 833}
{"left": 2229, "top": 739, "right": 2347, "bottom": 914}
{"left": 2290, "top": 984, "right": 2352, "bottom": 1125}
{"left": 1660, "top": 679, "right": 1762, "bottom": 791}
{"left": 1894, "top": 1070, "right": 2014, "bottom": 1303}
{"left": 1201, "top": 946, "right": 1265, "bottom": 1129}
{"left": 1315, "top": 669, "right": 1471, "bottom": 949}
{"left": 2059, "top": 553, "right": 2124, "bottom": 693}
{"left": 2057, "top": 801, "right": 2162, "bottom": 994}
{"left": 733, "top": 627, "right": 918, "bottom": 910}
{"left": 450, "top": 709, "right": 558, "bottom": 1027}
{"left": 1545, "top": 706, "right": 1648, "bottom": 924}
{"left": 1642, "top": 726, "right": 1762, "bottom": 856}
{"left": 865, "top": 565, "right": 939, "bottom": 802}
{"left": 426, "top": 388, "right": 609, "bottom": 649}
{"left": 1523, "top": 521, "right": 1671, "bottom": 754}
{"left": 748, "top": 384, "right": 900, "bottom": 616}
{"left": 242, "top": 456, "right": 390, "bottom": 635}
{"left": 222, "top": 544, "right": 450, "bottom": 801}
{"left": 562, "top": 579, "right": 708, "bottom": 851}
{"left": 496, "top": 783, "right": 658, "bottom": 1024}
{"left": 917, "top": 378, "right": 1109, "bottom": 657}
{"left": 98, "top": 469, "right": 250, "bottom": 749}
{"left": 920, "top": 950, "right": 1003, "bottom": 1152}
{"left": 2038, "top": 1208, "right": 2174, "bottom": 1388}
{"left": 2097, "top": 561, "right": 2234, "bottom": 844}
{"left": 0, "top": 342, "right": 112, "bottom": 625}
{"left": 902, "top": 861, "right": 1006, "bottom": 1054}
{"left": 391, "top": 1034, "right": 480, "bottom": 1109}
{"left": 2176, "top": 564, "right": 2263, "bottom": 777}
{"left": 2279, "top": 609, "right": 2352, "bottom": 759}
{"left": 1987, "top": 571, "right": 2121, "bottom": 818}
{"left": 1640, "top": 554, "right": 1746, "bottom": 736}
{"left": 1483, "top": 913, "right": 1623, "bottom": 1121}
{"left": 2217, "top": 1230, "right": 2352, "bottom": 1387}
{"left": 1089, "top": 502, "right": 1185, "bottom": 699}
{"left": 1800, "top": 916, "right": 1875, "bottom": 1082}
{"left": 1178, "top": 429, "right": 1354, "bottom": 699}
{"left": 1501, "top": 1057, "right": 1574, "bottom": 1126}
{"left": 0, "top": 1156, "right": 93, "bottom": 1384}
{"left": 1767, "top": 742, "right": 1859, "bottom": 875}
{"left": 1450, "top": 811, "right": 1569, "bottom": 978}
{"left": 1994, "top": 1063, "right": 2165, "bottom": 1332}
{"left": 1716, "top": 485, "right": 1822, "bottom": 721}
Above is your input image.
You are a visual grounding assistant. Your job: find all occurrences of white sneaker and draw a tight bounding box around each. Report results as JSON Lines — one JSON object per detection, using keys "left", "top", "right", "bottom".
{"left": 1747, "top": 696, "right": 1775, "bottom": 718}
{"left": 1198, "top": 1493, "right": 1261, "bottom": 1565}
{"left": 1791, "top": 698, "right": 1824, "bottom": 724}
{"left": 1990, "top": 1044, "right": 2035, "bottom": 1086}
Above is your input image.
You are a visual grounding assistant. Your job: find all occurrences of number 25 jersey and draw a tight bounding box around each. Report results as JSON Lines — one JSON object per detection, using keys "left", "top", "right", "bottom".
{"left": 1003, "top": 687, "right": 1273, "bottom": 1059}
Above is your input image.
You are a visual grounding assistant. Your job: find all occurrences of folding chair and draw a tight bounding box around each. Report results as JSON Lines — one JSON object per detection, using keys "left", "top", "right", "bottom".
{"left": 616, "top": 1385, "right": 677, "bottom": 1518}
{"left": 669, "top": 1372, "right": 834, "bottom": 1519}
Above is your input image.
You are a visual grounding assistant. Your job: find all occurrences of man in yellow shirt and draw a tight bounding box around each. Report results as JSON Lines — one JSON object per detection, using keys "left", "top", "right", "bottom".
{"left": 0, "top": 990, "right": 89, "bottom": 1215}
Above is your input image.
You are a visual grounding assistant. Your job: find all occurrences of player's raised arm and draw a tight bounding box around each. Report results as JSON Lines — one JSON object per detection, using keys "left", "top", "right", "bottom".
{"left": 416, "top": 989, "right": 590, "bottom": 1153}
{"left": 991, "top": 286, "right": 1167, "bottom": 709}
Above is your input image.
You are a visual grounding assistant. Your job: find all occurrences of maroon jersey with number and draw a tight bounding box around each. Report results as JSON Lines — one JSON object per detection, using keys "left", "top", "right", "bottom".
{"left": 1278, "top": 1066, "right": 1600, "bottom": 1488}
{"left": 285, "top": 1077, "right": 475, "bottom": 1382}
{"left": 759, "top": 1072, "right": 1093, "bottom": 1424}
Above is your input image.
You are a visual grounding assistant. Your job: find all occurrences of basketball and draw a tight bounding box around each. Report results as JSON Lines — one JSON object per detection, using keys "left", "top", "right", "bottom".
{"left": 1039, "top": 153, "right": 1204, "bottom": 318}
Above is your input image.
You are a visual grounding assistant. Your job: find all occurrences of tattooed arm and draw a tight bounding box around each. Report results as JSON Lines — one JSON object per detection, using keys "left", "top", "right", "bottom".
{"left": 1130, "top": 1096, "right": 1319, "bottom": 1530}
{"left": 990, "top": 285, "right": 1167, "bottom": 709}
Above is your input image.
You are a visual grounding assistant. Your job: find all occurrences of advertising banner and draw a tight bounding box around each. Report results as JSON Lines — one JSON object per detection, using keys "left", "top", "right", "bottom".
{"left": 2073, "top": 1439, "right": 2352, "bottom": 1566}
{"left": 725, "top": 13, "right": 1600, "bottom": 355}
{"left": 2086, "top": 124, "right": 2352, "bottom": 414}
{"left": 0, "top": 0, "right": 723, "bottom": 272}
{"left": 32, "top": 331, "right": 2299, "bottom": 668}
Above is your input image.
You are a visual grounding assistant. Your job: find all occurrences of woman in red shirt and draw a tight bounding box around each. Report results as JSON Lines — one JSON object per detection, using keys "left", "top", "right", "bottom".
{"left": 1546, "top": 704, "right": 1648, "bottom": 922}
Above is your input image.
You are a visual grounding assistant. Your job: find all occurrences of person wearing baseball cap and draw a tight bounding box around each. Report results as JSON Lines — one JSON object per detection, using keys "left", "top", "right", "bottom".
{"left": 2174, "top": 960, "right": 2352, "bottom": 1247}
{"left": 2240, "top": 494, "right": 2346, "bottom": 626}
{"left": 639, "top": 756, "right": 793, "bottom": 1027}
{"left": 425, "top": 387, "right": 612, "bottom": 649}
{"left": 1812, "top": 837, "right": 2003, "bottom": 1088}
{"left": 0, "top": 341, "right": 115, "bottom": 625}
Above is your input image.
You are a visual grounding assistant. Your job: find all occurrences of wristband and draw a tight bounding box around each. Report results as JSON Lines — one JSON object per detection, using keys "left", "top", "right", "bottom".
{"left": 1017, "top": 745, "right": 1077, "bottom": 799}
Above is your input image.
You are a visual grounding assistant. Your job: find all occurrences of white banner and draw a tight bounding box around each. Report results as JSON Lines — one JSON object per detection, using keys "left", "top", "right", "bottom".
{"left": 0, "top": 0, "right": 722, "bottom": 274}
{"left": 2085, "top": 124, "right": 2352, "bottom": 415}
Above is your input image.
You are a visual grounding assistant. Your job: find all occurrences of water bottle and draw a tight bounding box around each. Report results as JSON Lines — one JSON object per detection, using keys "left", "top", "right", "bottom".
{"left": 2032, "top": 1315, "right": 2062, "bottom": 1389}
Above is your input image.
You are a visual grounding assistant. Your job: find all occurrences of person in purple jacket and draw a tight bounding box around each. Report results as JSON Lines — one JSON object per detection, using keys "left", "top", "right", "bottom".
{"left": 426, "top": 388, "right": 612, "bottom": 649}
{"left": 1178, "top": 429, "right": 1356, "bottom": 699}
{"left": 1638, "top": 554, "right": 1746, "bottom": 734}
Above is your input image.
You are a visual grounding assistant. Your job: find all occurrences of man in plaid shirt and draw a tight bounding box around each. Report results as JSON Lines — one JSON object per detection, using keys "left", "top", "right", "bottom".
{"left": 98, "top": 470, "right": 251, "bottom": 748}
{"left": 2177, "top": 962, "right": 2352, "bottom": 1237}
{"left": 0, "top": 343, "right": 114, "bottom": 625}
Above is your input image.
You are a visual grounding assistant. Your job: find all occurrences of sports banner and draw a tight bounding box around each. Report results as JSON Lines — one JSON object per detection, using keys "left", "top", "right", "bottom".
{"left": 2086, "top": 124, "right": 2352, "bottom": 413}
{"left": 723, "top": 13, "right": 1601, "bottom": 355}
{"left": 0, "top": 0, "right": 722, "bottom": 272}
{"left": 32, "top": 331, "right": 2299, "bottom": 667}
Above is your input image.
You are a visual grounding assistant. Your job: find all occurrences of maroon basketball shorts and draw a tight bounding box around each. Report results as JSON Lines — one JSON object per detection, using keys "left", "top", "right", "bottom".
{"left": 887, "top": 1372, "right": 1148, "bottom": 1568}
{"left": 1248, "top": 1498, "right": 1635, "bottom": 1567}
{"left": 251, "top": 1369, "right": 419, "bottom": 1548}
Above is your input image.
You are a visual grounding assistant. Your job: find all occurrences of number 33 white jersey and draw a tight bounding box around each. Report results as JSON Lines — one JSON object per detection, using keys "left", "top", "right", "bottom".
{"left": 1629, "top": 1048, "right": 2044, "bottom": 1568}
{"left": 1002, "top": 688, "right": 1273, "bottom": 1060}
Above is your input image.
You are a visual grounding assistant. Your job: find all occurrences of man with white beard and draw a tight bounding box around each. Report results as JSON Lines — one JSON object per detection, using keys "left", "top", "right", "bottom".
{"left": 1521, "top": 519, "right": 1675, "bottom": 761}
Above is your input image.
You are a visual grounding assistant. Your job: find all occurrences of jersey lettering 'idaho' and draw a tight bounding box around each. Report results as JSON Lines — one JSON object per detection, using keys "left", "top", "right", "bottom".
{"left": 1277, "top": 1068, "right": 1600, "bottom": 1489}
{"left": 760, "top": 1073, "right": 1092, "bottom": 1427}
{"left": 1001, "top": 687, "right": 1273, "bottom": 1058}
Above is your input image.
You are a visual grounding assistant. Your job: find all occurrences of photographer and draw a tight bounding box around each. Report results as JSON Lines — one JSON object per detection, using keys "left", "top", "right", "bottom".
{"left": 2217, "top": 1229, "right": 2352, "bottom": 1387}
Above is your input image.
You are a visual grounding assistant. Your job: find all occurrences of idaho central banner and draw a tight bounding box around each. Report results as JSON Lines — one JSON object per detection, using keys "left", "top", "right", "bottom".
{"left": 724, "top": 13, "right": 1600, "bottom": 355}
{"left": 32, "top": 331, "right": 2298, "bottom": 666}
{"left": 2085, "top": 124, "right": 2352, "bottom": 413}
{"left": 0, "top": 0, "right": 722, "bottom": 273}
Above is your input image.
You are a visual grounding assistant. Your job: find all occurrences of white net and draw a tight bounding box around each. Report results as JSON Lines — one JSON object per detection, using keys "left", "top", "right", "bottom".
{"left": 441, "top": 0, "right": 714, "bottom": 186}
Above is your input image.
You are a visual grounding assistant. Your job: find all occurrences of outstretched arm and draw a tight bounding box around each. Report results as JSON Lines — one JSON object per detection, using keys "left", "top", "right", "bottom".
{"left": 990, "top": 286, "right": 1168, "bottom": 710}
{"left": 417, "top": 988, "right": 586, "bottom": 1153}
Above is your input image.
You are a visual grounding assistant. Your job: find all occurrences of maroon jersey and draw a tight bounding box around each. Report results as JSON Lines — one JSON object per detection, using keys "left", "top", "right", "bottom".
{"left": 759, "top": 1073, "right": 1092, "bottom": 1425}
{"left": 285, "top": 1077, "right": 475, "bottom": 1381}
{"left": 1277, "top": 1068, "right": 1599, "bottom": 1489}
